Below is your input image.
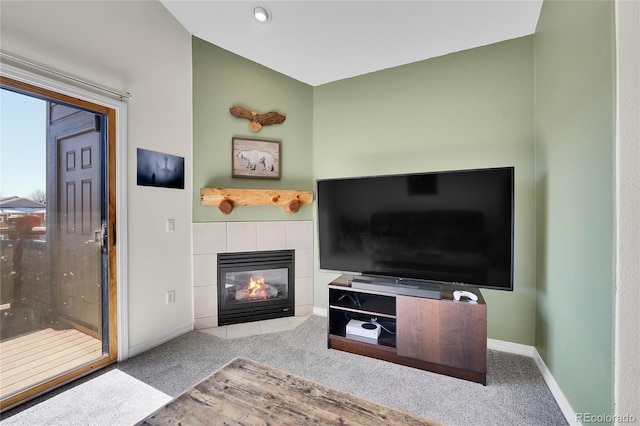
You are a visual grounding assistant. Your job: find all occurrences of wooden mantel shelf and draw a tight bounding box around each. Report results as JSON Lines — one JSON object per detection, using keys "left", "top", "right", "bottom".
{"left": 201, "top": 187, "right": 315, "bottom": 215}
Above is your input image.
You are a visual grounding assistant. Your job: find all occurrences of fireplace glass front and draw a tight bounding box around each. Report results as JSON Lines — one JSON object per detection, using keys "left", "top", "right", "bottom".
{"left": 218, "top": 250, "right": 294, "bottom": 326}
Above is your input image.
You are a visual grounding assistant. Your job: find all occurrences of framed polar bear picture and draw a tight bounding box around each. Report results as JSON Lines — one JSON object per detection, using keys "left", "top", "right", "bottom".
{"left": 232, "top": 137, "right": 281, "bottom": 179}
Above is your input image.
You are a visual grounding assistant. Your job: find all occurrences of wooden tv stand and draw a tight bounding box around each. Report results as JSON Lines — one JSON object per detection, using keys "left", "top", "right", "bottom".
{"left": 327, "top": 275, "right": 487, "bottom": 385}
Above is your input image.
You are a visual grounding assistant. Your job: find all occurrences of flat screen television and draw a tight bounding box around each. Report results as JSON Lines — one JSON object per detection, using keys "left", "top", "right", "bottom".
{"left": 316, "top": 167, "right": 514, "bottom": 291}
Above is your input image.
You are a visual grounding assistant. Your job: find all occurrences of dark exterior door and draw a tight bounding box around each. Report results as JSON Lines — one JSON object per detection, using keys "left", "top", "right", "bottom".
{"left": 52, "top": 105, "right": 103, "bottom": 335}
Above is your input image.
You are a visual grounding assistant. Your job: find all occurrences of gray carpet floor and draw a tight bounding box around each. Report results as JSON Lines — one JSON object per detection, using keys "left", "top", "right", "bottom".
{"left": 2, "top": 315, "right": 568, "bottom": 425}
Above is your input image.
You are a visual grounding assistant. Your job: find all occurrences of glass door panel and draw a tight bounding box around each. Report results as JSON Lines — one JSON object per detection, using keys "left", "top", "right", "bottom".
{"left": 0, "top": 84, "right": 114, "bottom": 410}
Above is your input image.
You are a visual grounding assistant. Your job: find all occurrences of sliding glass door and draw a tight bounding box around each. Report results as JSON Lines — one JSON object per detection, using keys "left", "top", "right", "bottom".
{"left": 0, "top": 77, "right": 117, "bottom": 410}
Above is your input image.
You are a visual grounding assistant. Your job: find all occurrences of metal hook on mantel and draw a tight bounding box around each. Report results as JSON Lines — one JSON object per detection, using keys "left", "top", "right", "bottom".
{"left": 200, "top": 188, "right": 314, "bottom": 215}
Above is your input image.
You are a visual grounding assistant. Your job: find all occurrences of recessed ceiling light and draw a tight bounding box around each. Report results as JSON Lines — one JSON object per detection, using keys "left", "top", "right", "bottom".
{"left": 253, "top": 5, "right": 271, "bottom": 23}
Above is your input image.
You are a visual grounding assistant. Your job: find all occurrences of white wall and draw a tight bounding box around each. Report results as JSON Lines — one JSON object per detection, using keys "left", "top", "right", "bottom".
{"left": 615, "top": 0, "right": 640, "bottom": 420}
{"left": 0, "top": 1, "right": 194, "bottom": 354}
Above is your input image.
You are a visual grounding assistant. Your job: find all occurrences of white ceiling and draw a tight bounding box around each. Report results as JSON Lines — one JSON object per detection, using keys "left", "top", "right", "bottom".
{"left": 160, "top": 1, "right": 543, "bottom": 87}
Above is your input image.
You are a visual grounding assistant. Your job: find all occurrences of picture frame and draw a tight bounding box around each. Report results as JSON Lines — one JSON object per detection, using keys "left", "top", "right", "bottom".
{"left": 136, "top": 148, "right": 185, "bottom": 189}
{"left": 232, "top": 137, "right": 281, "bottom": 179}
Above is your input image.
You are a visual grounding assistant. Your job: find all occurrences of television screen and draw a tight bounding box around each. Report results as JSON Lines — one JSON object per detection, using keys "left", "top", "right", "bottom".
{"left": 317, "top": 167, "right": 514, "bottom": 291}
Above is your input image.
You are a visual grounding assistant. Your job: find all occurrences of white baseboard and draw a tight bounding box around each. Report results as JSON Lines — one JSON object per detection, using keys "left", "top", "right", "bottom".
{"left": 531, "top": 348, "right": 579, "bottom": 425}
{"left": 489, "top": 339, "right": 577, "bottom": 425}
{"left": 127, "top": 322, "right": 194, "bottom": 359}
{"left": 487, "top": 338, "right": 536, "bottom": 357}
{"left": 313, "top": 306, "right": 327, "bottom": 317}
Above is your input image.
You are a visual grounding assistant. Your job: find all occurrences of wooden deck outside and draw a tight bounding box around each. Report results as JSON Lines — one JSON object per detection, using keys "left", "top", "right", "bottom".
{"left": 0, "top": 328, "right": 103, "bottom": 400}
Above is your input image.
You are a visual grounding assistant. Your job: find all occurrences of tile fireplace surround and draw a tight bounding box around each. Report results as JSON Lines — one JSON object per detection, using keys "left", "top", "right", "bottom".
{"left": 192, "top": 221, "right": 314, "bottom": 330}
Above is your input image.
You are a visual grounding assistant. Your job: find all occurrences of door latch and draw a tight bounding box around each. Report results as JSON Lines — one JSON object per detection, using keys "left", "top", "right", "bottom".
{"left": 94, "top": 222, "right": 107, "bottom": 247}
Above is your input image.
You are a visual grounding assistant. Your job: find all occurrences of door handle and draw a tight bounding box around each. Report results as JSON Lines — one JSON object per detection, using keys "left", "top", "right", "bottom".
{"left": 87, "top": 229, "right": 102, "bottom": 245}
{"left": 92, "top": 223, "right": 107, "bottom": 247}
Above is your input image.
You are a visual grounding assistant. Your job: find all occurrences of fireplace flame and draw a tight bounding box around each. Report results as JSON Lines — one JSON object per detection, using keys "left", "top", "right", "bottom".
{"left": 234, "top": 275, "right": 279, "bottom": 302}
{"left": 248, "top": 277, "right": 267, "bottom": 298}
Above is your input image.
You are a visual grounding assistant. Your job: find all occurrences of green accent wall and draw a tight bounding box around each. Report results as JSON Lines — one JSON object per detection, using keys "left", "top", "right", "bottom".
{"left": 313, "top": 37, "right": 537, "bottom": 345}
{"left": 534, "top": 0, "right": 615, "bottom": 418}
{"left": 192, "top": 37, "right": 314, "bottom": 222}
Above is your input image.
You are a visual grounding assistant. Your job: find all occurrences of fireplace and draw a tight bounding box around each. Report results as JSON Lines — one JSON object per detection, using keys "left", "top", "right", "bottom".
{"left": 218, "top": 250, "right": 295, "bottom": 326}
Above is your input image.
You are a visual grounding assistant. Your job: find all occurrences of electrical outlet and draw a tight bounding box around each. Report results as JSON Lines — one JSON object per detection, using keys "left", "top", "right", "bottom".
{"left": 166, "top": 219, "right": 175, "bottom": 232}
{"left": 166, "top": 290, "right": 176, "bottom": 305}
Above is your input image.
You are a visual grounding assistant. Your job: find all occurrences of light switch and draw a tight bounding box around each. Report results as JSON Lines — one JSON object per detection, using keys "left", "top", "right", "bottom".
{"left": 166, "top": 219, "right": 175, "bottom": 232}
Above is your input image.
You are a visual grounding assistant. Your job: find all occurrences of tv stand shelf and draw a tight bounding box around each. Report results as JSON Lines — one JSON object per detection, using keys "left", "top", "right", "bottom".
{"left": 329, "top": 290, "right": 396, "bottom": 318}
{"left": 327, "top": 275, "right": 487, "bottom": 385}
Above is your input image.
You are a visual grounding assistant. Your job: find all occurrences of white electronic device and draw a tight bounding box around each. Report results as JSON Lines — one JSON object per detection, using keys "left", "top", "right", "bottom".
{"left": 346, "top": 319, "right": 381, "bottom": 340}
{"left": 453, "top": 290, "right": 478, "bottom": 302}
